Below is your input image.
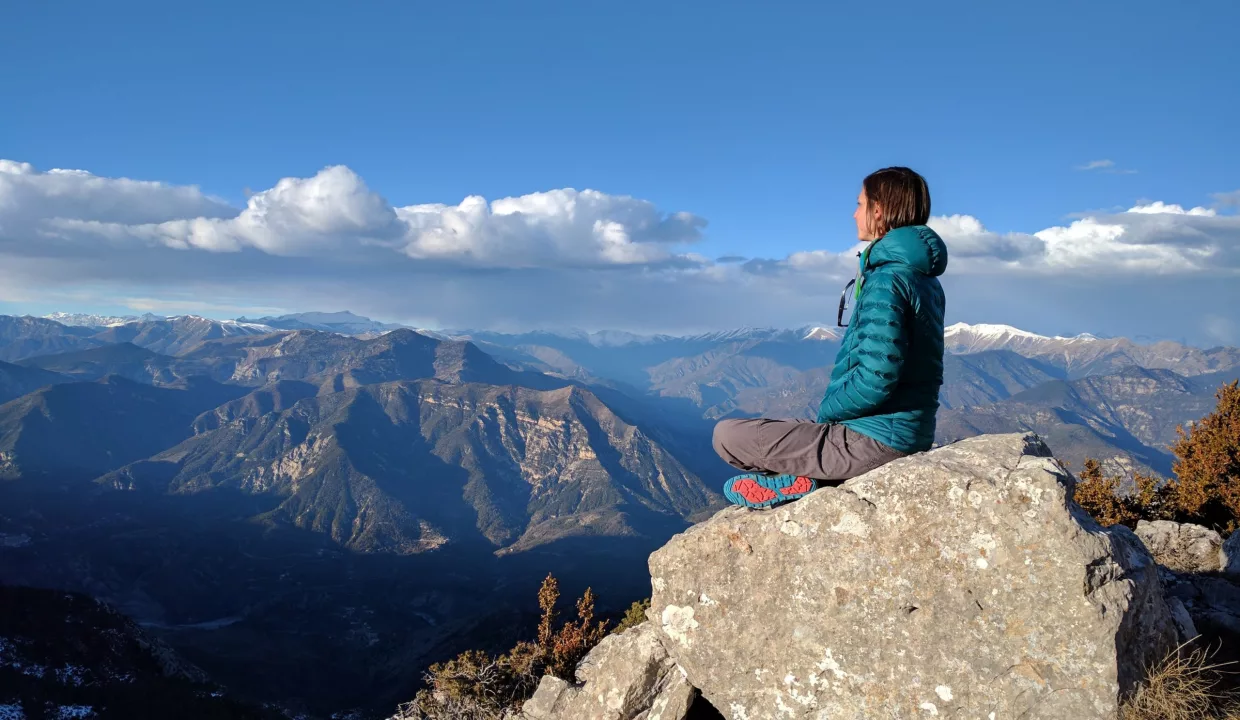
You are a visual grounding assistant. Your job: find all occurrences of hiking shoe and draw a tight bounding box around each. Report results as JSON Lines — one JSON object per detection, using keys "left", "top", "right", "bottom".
{"left": 723, "top": 473, "right": 817, "bottom": 509}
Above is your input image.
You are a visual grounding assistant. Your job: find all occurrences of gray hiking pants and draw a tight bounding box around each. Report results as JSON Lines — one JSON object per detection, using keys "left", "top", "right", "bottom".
{"left": 712, "top": 419, "right": 905, "bottom": 482}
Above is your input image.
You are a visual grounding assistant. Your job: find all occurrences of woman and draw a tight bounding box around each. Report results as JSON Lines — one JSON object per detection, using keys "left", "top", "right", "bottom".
{"left": 713, "top": 166, "right": 948, "bottom": 508}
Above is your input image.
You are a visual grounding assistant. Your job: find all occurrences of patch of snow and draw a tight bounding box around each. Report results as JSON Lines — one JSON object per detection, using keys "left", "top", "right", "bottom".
{"left": 0, "top": 703, "right": 25, "bottom": 720}
{"left": 54, "top": 706, "right": 94, "bottom": 720}
{"left": 683, "top": 327, "right": 783, "bottom": 343}
{"left": 216, "top": 319, "right": 277, "bottom": 331}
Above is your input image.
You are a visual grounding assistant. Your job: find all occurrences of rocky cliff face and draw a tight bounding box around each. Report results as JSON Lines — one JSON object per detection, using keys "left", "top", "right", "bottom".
{"left": 100, "top": 380, "right": 720, "bottom": 554}
{"left": 521, "top": 434, "right": 1180, "bottom": 720}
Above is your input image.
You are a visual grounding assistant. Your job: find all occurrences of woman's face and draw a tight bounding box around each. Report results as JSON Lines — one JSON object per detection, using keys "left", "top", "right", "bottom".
{"left": 854, "top": 188, "right": 880, "bottom": 241}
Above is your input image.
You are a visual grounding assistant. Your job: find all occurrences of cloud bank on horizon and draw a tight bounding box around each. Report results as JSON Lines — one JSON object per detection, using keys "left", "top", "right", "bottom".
{"left": 1, "top": 159, "right": 1237, "bottom": 345}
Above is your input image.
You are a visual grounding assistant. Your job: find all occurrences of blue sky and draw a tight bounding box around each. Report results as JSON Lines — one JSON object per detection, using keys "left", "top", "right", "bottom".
{"left": 1, "top": 0, "right": 1238, "bottom": 344}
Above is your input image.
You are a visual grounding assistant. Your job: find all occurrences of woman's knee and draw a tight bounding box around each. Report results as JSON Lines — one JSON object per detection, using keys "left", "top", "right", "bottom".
{"left": 712, "top": 418, "right": 746, "bottom": 456}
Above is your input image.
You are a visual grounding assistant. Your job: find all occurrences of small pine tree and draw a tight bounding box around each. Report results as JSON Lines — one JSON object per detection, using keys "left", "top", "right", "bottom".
{"left": 1166, "top": 381, "right": 1240, "bottom": 532}
{"left": 1074, "top": 458, "right": 1134, "bottom": 527}
{"left": 612, "top": 598, "right": 651, "bottom": 635}
{"left": 1073, "top": 458, "right": 1166, "bottom": 529}
{"left": 1074, "top": 381, "right": 1240, "bottom": 535}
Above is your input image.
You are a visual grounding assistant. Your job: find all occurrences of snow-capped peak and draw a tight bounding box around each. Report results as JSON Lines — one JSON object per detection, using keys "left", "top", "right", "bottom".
{"left": 944, "top": 322, "right": 1099, "bottom": 343}
{"left": 215, "top": 318, "right": 277, "bottom": 331}
{"left": 944, "top": 323, "right": 1046, "bottom": 341}
{"left": 803, "top": 326, "right": 841, "bottom": 341}
{"left": 44, "top": 312, "right": 151, "bottom": 328}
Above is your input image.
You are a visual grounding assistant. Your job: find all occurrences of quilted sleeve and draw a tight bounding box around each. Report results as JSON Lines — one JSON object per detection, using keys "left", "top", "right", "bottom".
{"left": 816, "top": 272, "right": 910, "bottom": 422}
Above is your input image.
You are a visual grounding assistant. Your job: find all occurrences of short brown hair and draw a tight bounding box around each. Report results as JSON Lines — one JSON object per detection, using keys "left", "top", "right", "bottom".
{"left": 863, "top": 167, "right": 931, "bottom": 237}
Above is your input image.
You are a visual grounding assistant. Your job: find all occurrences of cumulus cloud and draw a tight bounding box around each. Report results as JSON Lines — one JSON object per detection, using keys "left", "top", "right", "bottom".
{"left": 0, "top": 160, "right": 234, "bottom": 240}
{"left": 929, "top": 206, "right": 1239, "bottom": 274}
{"left": 928, "top": 215, "right": 1045, "bottom": 262}
{"left": 25, "top": 163, "right": 707, "bottom": 268}
{"left": 0, "top": 158, "right": 1237, "bottom": 345}
{"left": 397, "top": 188, "right": 707, "bottom": 268}
{"left": 1127, "top": 201, "right": 1216, "bottom": 217}
{"left": 48, "top": 166, "right": 406, "bottom": 255}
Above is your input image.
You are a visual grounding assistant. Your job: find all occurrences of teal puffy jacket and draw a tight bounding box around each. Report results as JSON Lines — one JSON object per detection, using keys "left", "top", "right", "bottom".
{"left": 816, "top": 225, "right": 948, "bottom": 453}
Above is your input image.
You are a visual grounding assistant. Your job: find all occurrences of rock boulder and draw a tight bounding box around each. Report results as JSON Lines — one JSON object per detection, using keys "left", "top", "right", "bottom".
{"left": 1221, "top": 531, "right": 1240, "bottom": 575}
{"left": 648, "top": 433, "right": 1176, "bottom": 719}
{"left": 1135, "top": 519, "right": 1223, "bottom": 573}
{"left": 521, "top": 622, "right": 696, "bottom": 720}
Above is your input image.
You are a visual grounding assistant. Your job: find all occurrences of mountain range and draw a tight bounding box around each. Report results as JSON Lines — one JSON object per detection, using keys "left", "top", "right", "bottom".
{"left": 2, "top": 311, "right": 1238, "bottom": 717}
{"left": 943, "top": 322, "right": 1240, "bottom": 378}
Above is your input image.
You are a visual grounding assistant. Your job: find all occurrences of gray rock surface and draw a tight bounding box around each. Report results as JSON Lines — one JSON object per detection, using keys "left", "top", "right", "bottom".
{"left": 1220, "top": 531, "right": 1240, "bottom": 575}
{"left": 648, "top": 433, "right": 1176, "bottom": 720}
{"left": 1135, "top": 519, "right": 1223, "bottom": 573}
{"left": 1161, "top": 568, "right": 1240, "bottom": 665}
{"left": 1164, "top": 594, "right": 1200, "bottom": 645}
{"left": 521, "top": 622, "right": 695, "bottom": 720}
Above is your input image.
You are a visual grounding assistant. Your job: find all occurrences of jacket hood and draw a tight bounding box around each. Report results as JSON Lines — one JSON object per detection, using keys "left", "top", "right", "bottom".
{"left": 865, "top": 225, "right": 948, "bottom": 277}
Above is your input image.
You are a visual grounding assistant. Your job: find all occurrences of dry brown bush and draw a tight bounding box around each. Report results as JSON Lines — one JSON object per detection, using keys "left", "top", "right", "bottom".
{"left": 1121, "top": 640, "right": 1240, "bottom": 720}
{"left": 393, "top": 573, "right": 609, "bottom": 720}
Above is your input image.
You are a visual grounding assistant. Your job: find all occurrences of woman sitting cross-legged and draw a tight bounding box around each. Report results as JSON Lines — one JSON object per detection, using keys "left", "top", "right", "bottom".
{"left": 713, "top": 166, "right": 949, "bottom": 508}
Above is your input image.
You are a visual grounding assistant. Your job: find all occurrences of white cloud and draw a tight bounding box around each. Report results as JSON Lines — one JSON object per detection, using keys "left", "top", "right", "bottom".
{"left": 0, "top": 160, "right": 234, "bottom": 240}
{"left": 20, "top": 162, "right": 707, "bottom": 268}
{"left": 1034, "top": 217, "right": 1205, "bottom": 271}
{"left": 1075, "top": 159, "right": 1138, "bottom": 175}
{"left": 782, "top": 246, "right": 863, "bottom": 274}
{"left": 397, "top": 188, "right": 706, "bottom": 268}
{"left": 928, "top": 215, "right": 1045, "bottom": 262}
{"left": 1213, "top": 190, "right": 1240, "bottom": 208}
{"left": 50, "top": 166, "right": 408, "bottom": 255}
{"left": 1, "top": 158, "right": 1237, "bottom": 345}
{"left": 930, "top": 209, "right": 1238, "bottom": 274}
{"left": 1127, "top": 201, "right": 1216, "bottom": 216}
